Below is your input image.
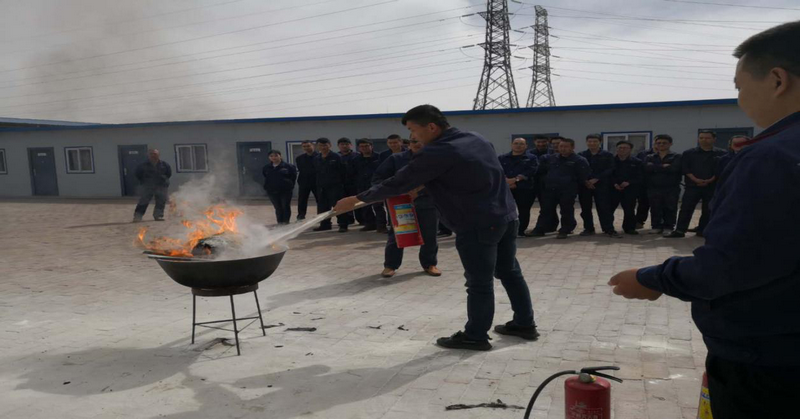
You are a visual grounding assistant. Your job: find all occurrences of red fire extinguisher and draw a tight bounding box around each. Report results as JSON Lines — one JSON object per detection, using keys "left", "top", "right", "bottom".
{"left": 524, "top": 366, "right": 622, "bottom": 419}
{"left": 386, "top": 194, "right": 424, "bottom": 248}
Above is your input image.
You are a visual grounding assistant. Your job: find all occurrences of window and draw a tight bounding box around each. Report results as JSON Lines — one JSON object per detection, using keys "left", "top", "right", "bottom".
{"left": 603, "top": 132, "right": 652, "bottom": 155}
{"left": 175, "top": 144, "right": 208, "bottom": 173}
{"left": 0, "top": 149, "right": 6, "bottom": 174}
{"left": 65, "top": 147, "right": 94, "bottom": 173}
{"left": 697, "top": 127, "right": 754, "bottom": 151}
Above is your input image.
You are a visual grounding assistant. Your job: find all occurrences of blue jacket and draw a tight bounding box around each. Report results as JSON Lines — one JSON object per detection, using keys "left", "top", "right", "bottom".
{"left": 135, "top": 160, "right": 171, "bottom": 187}
{"left": 295, "top": 152, "right": 318, "bottom": 187}
{"left": 313, "top": 152, "right": 346, "bottom": 188}
{"left": 644, "top": 152, "right": 682, "bottom": 189}
{"left": 352, "top": 153, "right": 382, "bottom": 192}
{"left": 578, "top": 149, "right": 615, "bottom": 187}
{"left": 372, "top": 150, "right": 435, "bottom": 208}
{"left": 338, "top": 151, "right": 359, "bottom": 189}
{"left": 498, "top": 151, "right": 539, "bottom": 190}
{"left": 611, "top": 156, "right": 643, "bottom": 187}
{"left": 357, "top": 128, "right": 517, "bottom": 233}
{"left": 262, "top": 161, "right": 297, "bottom": 193}
{"left": 637, "top": 111, "right": 800, "bottom": 366}
{"left": 538, "top": 152, "right": 590, "bottom": 192}
{"left": 715, "top": 151, "right": 737, "bottom": 184}
{"left": 681, "top": 146, "right": 727, "bottom": 188}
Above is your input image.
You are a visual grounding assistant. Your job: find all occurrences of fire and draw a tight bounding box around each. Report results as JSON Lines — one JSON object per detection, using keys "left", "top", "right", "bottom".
{"left": 136, "top": 204, "right": 243, "bottom": 257}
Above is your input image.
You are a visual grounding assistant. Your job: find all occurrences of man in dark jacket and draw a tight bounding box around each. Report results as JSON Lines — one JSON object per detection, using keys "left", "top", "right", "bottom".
{"left": 133, "top": 149, "right": 172, "bottom": 222}
{"left": 530, "top": 136, "right": 554, "bottom": 233}
{"left": 715, "top": 135, "right": 750, "bottom": 187}
{"left": 379, "top": 134, "right": 405, "bottom": 162}
{"left": 335, "top": 105, "right": 536, "bottom": 352}
{"left": 262, "top": 150, "right": 297, "bottom": 225}
{"left": 610, "top": 141, "right": 643, "bottom": 235}
{"left": 372, "top": 136, "right": 441, "bottom": 278}
{"left": 634, "top": 147, "right": 654, "bottom": 229}
{"left": 313, "top": 138, "right": 350, "bottom": 232}
{"left": 498, "top": 138, "right": 539, "bottom": 237}
{"left": 352, "top": 139, "right": 387, "bottom": 232}
{"left": 578, "top": 134, "right": 616, "bottom": 237}
{"left": 529, "top": 138, "right": 590, "bottom": 239}
{"left": 644, "top": 135, "right": 682, "bottom": 235}
{"left": 295, "top": 140, "right": 318, "bottom": 221}
{"left": 666, "top": 131, "right": 726, "bottom": 238}
{"left": 609, "top": 21, "right": 800, "bottom": 419}
{"left": 337, "top": 138, "right": 358, "bottom": 227}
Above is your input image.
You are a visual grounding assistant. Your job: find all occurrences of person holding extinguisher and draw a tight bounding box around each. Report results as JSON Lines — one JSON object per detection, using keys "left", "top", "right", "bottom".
{"left": 372, "top": 135, "right": 441, "bottom": 278}
{"left": 335, "top": 104, "right": 537, "bottom": 351}
{"left": 608, "top": 21, "right": 800, "bottom": 419}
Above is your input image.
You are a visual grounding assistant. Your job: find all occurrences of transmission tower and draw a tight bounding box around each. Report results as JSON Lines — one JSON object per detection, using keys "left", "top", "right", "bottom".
{"left": 526, "top": 5, "right": 556, "bottom": 107}
{"left": 473, "top": 0, "right": 519, "bottom": 110}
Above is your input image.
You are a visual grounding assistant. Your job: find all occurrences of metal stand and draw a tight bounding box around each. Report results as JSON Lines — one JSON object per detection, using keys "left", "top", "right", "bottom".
{"left": 191, "top": 284, "right": 266, "bottom": 355}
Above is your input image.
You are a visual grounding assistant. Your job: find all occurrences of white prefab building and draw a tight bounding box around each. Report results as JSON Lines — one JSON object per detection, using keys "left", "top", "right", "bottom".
{"left": 0, "top": 99, "right": 756, "bottom": 198}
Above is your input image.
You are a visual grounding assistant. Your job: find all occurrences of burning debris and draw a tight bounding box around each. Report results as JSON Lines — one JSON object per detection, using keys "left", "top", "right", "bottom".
{"left": 136, "top": 204, "right": 243, "bottom": 258}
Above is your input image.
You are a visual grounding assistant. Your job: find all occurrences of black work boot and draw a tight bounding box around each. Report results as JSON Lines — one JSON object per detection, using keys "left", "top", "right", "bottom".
{"left": 436, "top": 331, "right": 491, "bottom": 351}
{"left": 494, "top": 321, "right": 540, "bottom": 341}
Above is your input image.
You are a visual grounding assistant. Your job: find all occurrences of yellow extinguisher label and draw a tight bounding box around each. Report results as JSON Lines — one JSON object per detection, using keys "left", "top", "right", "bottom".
{"left": 697, "top": 385, "right": 712, "bottom": 419}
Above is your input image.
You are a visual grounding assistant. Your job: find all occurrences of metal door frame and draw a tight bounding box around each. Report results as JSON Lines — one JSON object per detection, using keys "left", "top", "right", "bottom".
{"left": 235, "top": 141, "right": 272, "bottom": 197}
{"left": 118, "top": 144, "right": 148, "bottom": 196}
{"left": 27, "top": 147, "right": 59, "bottom": 196}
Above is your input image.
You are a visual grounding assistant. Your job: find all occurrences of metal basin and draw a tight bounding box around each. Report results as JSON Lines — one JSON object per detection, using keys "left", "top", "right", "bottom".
{"left": 152, "top": 248, "right": 287, "bottom": 289}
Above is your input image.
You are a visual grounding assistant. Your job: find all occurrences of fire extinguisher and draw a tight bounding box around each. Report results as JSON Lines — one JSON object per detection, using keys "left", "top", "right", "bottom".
{"left": 524, "top": 366, "right": 622, "bottom": 419}
{"left": 386, "top": 194, "right": 424, "bottom": 249}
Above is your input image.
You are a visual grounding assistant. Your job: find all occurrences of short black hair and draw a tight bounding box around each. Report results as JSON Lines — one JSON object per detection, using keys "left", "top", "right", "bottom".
{"left": 316, "top": 137, "right": 331, "bottom": 145}
{"left": 551, "top": 136, "right": 564, "bottom": 141}
{"left": 268, "top": 150, "right": 281, "bottom": 156}
{"left": 585, "top": 133, "right": 601, "bottom": 141}
{"left": 401, "top": 104, "right": 450, "bottom": 129}
{"left": 301, "top": 140, "right": 313, "bottom": 145}
{"left": 337, "top": 137, "right": 351, "bottom": 144}
{"left": 616, "top": 140, "right": 633, "bottom": 149}
{"left": 698, "top": 130, "right": 717, "bottom": 139}
{"left": 533, "top": 135, "right": 549, "bottom": 142}
{"left": 387, "top": 134, "right": 402, "bottom": 141}
{"left": 734, "top": 21, "right": 800, "bottom": 78}
{"left": 654, "top": 134, "right": 673, "bottom": 143}
{"left": 560, "top": 138, "right": 575, "bottom": 147}
{"left": 356, "top": 138, "right": 373, "bottom": 146}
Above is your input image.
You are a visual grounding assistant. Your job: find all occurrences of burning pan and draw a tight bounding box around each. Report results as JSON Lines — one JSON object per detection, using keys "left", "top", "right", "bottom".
{"left": 152, "top": 247, "right": 287, "bottom": 289}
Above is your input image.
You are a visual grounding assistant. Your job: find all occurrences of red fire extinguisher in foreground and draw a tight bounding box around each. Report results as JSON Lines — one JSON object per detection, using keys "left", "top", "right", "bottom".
{"left": 524, "top": 366, "right": 622, "bottom": 419}
{"left": 386, "top": 194, "right": 424, "bottom": 248}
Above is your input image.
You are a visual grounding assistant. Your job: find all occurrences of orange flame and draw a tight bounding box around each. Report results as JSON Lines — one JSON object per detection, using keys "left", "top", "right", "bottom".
{"left": 136, "top": 204, "right": 243, "bottom": 257}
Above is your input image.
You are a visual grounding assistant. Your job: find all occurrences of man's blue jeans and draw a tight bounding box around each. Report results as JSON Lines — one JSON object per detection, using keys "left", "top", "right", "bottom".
{"left": 455, "top": 219, "right": 535, "bottom": 340}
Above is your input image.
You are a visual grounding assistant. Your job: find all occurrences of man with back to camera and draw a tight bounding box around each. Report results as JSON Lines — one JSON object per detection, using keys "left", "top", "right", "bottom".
{"left": 334, "top": 105, "right": 537, "bottom": 351}
{"left": 498, "top": 138, "right": 539, "bottom": 237}
{"left": 644, "top": 134, "right": 682, "bottom": 235}
{"left": 312, "top": 138, "right": 350, "bottom": 233}
{"left": 528, "top": 138, "right": 590, "bottom": 239}
{"left": 262, "top": 150, "right": 297, "bottom": 225}
{"left": 608, "top": 21, "right": 800, "bottom": 418}
{"left": 133, "top": 149, "right": 171, "bottom": 222}
{"left": 609, "top": 140, "right": 643, "bottom": 235}
{"left": 352, "top": 139, "right": 388, "bottom": 233}
{"left": 666, "top": 130, "right": 726, "bottom": 238}
{"left": 578, "top": 133, "right": 617, "bottom": 237}
{"left": 295, "top": 140, "right": 319, "bottom": 221}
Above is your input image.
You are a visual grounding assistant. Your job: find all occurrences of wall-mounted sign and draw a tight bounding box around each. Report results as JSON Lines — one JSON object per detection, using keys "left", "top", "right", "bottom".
{"left": 250, "top": 148, "right": 261, "bottom": 152}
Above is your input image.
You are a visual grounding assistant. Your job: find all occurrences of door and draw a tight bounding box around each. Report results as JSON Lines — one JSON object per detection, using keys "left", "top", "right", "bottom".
{"left": 118, "top": 145, "right": 148, "bottom": 196}
{"left": 237, "top": 142, "right": 272, "bottom": 197}
{"left": 28, "top": 147, "right": 59, "bottom": 196}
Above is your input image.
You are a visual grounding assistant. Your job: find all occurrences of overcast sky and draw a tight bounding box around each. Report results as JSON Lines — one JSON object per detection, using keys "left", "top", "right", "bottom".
{"left": 0, "top": 0, "right": 797, "bottom": 123}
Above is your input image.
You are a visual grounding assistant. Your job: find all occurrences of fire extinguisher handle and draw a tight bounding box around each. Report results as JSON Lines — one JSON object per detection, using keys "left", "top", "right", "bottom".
{"left": 580, "top": 366, "right": 623, "bottom": 383}
{"left": 589, "top": 371, "right": 624, "bottom": 384}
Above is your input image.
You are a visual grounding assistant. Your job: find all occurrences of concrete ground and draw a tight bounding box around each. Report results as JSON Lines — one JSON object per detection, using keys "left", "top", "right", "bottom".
{"left": 0, "top": 199, "right": 708, "bottom": 419}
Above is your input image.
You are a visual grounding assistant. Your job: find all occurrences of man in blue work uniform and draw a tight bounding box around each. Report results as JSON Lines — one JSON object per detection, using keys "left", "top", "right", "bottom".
{"left": 372, "top": 136, "right": 441, "bottom": 278}
{"left": 294, "top": 140, "right": 318, "bottom": 221}
{"left": 666, "top": 131, "right": 726, "bottom": 238}
{"left": 337, "top": 138, "right": 359, "bottom": 227}
{"left": 133, "top": 149, "right": 171, "bottom": 222}
{"left": 609, "top": 21, "right": 800, "bottom": 418}
{"left": 379, "top": 134, "right": 405, "bottom": 162}
{"left": 313, "top": 138, "right": 350, "bottom": 232}
{"left": 578, "top": 134, "right": 616, "bottom": 237}
{"left": 352, "top": 139, "right": 387, "bottom": 233}
{"left": 498, "top": 138, "right": 539, "bottom": 237}
{"left": 262, "top": 150, "right": 297, "bottom": 225}
{"left": 528, "top": 138, "right": 590, "bottom": 239}
{"left": 335, "top": 105, "right": 536, "bottom": 351}
{"left": 610, "top": 141, "right": 644, "bottom": 235}
{"left": 634, "top": 146, "right": 654, "bottom": 229}
{"left": 528, "top": 136, "right": 554, "bottom": 235}
{"left": 643, "top": 135, "right": 682, "bottom": 235}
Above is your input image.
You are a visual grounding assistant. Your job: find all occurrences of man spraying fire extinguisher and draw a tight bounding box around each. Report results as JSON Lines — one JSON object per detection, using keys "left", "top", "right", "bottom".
{"left": 335, "top": 104, "right": 537, "bottom": 351}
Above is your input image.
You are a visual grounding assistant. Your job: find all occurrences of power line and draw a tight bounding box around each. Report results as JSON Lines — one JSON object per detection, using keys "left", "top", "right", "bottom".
{"left": 547, "top": 68, "right": 730, "bottom": 82}
{"left": 554, "top": 57, "right": 733, "bottom": 74}
{"left": 0, "top": 0, "right": 398, "bottom": 75}
{"left": 662, "top": 0, "right": 800, "bottom": 11}
{"left": 553, "top": 74, "right": 733, "bottom": 91}
{"left": 542, "top": 14, "right": 773, "bottom": 31}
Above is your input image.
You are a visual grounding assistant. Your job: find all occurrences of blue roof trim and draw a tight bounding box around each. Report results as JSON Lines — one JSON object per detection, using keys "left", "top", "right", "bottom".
{"left": 0, "top": 98, "right": 737, "bottom": 133}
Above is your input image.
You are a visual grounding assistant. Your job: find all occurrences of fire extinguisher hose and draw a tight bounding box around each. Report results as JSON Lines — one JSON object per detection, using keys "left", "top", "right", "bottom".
{"left": 523, "top": 366, "right": 623, "bottom": 419}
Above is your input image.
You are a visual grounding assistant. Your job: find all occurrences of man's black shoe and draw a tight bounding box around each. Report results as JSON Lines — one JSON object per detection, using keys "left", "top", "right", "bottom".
{"left": 635, "top": 222, "right": 645, "bottom": 230}
{"left": 436, "top": 331, "right": 491, "bottom": 351}
{"left": 649, "top": 229, "right": 664, "bottom": 235}
{"left": 579, "top": 230, "right": 595, "bottom": 237}
{"left": 665, "top": 230, "right": 685, "bottom": 238}
{"left": 526, "top": 230, "right": 545, "bottom": 237}
{"left": 494, "top": 321, "right": 540, "bottom": 341}
{"left": 313, "top": 225, "right": 332, "bottom": 232}
{"left": 338, "top": 225, "right": 349, "bottom": 233}
{"left": 297, "top": 215, "right": 306, "bottom": 221}
{"left": 360, "top": 224, "right": 377, "bottom": 232}
{"left": 154, "top": 217, "right": 164, "bottom": 222}
{"left": 606, "top": 231, "right": 623, "bottom": 238}
{"left": 556, "top": 232, "right": 569, "bottom": 239}
{"left": 624, "top": 230, "right": 639, "bottom": 235}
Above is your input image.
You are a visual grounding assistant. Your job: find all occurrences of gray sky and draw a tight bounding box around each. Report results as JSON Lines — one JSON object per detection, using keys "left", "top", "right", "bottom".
{"left": 0, "top": 0, "right": 796, "bottom": 123}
